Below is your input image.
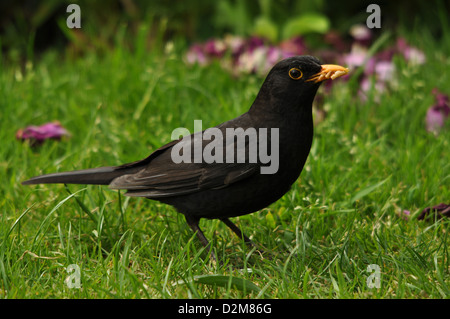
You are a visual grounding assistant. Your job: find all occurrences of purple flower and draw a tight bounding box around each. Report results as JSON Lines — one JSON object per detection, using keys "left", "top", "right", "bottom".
{"left": 402, "top": 210, "right": 411, "bottom": 220}
{"left": 432, "top": 88, "right": 450, "bottom": 107}
{"left": 342, "top": 46, "right": 369, "bottom": 70}
{"left": 373, "top": 60, "right": 396, "bottom": 82}
{"left": 268, "top": 46, "right": 294, "bottom": 64}
{"left": 338, "top": 35, "right": 427, "bottom": 103}
{"left": 360, "top": 56, "right": 396, "bottom": 84}
{"left": 426, "top": 88, "right": 450, "bottom": 134}
{"left": 185, "top": 35, "right": 309, "bottom": 76}
{"left": 375, "top": 48, "right": 396, "bottom": 62}
{"left": 396, "top": 38, "right": 426, "bottom": 64}
{"left": 235, "top": 44, "right": 296, "bottom": 75}
{"left": 185, "top": 44, "right": 208, "bottom": 65}
{"left": 204, "top": 39, "right": 227, "bottom": 58}
{"left": 266, "top": 47, "right": 284, "bottom": 66}
{"left": 427, "top": 108, "right": 446, "bottom": 133}
{"left": 395, "top": 209, "right": 411, "bottom": 221}
{"left": 342, "top": 42, "right": 397, "bottom": 102}
{"left": 235, "top": 46, "right": 268, "bottom": 74}
{"left": 417, "top": 203, "right": 450, "bottom": 220}
{"left": 246, "top": 36, "right": 266, "bottom": 52}
{"left": 16, "top": 121, "right": 70, "bottom": 146}
{"left": 224, "top": 35, "right": 245, "bottom": 56}
{"left": 238, "top": 37, "right": 303, "bottom": 75}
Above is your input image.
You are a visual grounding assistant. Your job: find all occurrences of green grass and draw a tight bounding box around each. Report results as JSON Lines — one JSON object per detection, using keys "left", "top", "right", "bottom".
{"left": 1, "top": 32, "right": 449, "bottom": 299}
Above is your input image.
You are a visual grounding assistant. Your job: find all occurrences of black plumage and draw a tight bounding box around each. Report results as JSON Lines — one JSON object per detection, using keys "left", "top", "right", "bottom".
{"left": 23, "top": 56, "right": 348, "bottom": 260}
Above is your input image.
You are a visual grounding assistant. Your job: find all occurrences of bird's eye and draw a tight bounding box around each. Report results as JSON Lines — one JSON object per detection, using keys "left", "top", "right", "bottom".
{"left": 289, "top": 68, "right": 303, "bottom": 80}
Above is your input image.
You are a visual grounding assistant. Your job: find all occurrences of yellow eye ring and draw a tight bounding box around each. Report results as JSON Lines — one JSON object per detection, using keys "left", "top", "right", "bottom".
{"left": 289, "top": 68, "right": 303, "bottom": 80}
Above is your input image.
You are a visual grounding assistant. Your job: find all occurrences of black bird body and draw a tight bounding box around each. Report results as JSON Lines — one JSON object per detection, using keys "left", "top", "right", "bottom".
{"left": 23, "top": 56, "right": 348, "bottom": 258}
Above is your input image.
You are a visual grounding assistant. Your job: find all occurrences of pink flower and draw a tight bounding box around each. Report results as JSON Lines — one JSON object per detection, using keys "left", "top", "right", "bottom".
{"left": 235, "top": 46, "right": 270, "bottom": 74}
{"left": 204, "top": 39, "right": 227, "bottom": 57}
{"left": 246, "top": 36, "right": 266, "bottom": 52}
{"left": 16, "top": 121, "right": 70, "bottom": 146}
{"left": 426, "top": 88, "right": 450, "bottom": 134}
{"left": 185, "top": 36, "right": 308, "bottom": 76}
{"left": 267, "top": 46, "right": 294, "bottom": 65}
{"left": 396, "top": 38, "right": 426, "bottom": 64}
{"left": 224, "top": 35, "right": 245, "bottom": 56}
{"left": 402, "top": 210, "right": 411, "bottom": 220}
{"left": 235, "top": 45, "right": 296, "bottom": 75}
{"left": 374, "top": 60, "right": 396, "bottom": 82}
{"left": 342, "top": 46, "right": 368, "bottom": 70}
{"left": 185, "top": 44, "right": 208, "bottom": 65}
{"left": 342, "top": 43, "right": 397, "bottom": 102}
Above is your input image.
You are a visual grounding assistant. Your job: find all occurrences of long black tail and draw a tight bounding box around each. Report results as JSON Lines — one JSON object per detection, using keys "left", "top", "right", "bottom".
{"left": 22, "top": 166, "right": 140, "bottom": 186}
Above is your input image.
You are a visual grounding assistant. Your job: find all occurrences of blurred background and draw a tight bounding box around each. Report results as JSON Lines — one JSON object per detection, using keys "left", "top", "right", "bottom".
{"left": 0, "top": 0, "right": 448, "bottom": 63}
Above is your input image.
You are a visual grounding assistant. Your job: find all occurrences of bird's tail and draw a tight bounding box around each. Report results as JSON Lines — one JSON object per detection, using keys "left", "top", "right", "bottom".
{"left": 22, "top": 166, "right": 139, "bottom": 186}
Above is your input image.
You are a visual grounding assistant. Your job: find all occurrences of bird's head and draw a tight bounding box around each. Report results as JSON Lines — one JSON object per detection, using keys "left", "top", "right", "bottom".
{"left": 255, "top": 55, "right": 348, "bottom": 112}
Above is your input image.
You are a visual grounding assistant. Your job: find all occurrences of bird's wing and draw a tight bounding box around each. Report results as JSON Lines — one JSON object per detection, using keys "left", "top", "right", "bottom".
{"left": 111, "top": 162, "right": 258, "bottom": 198}
{"left": 109, "top": 126, "right": 260, "bottom": 198}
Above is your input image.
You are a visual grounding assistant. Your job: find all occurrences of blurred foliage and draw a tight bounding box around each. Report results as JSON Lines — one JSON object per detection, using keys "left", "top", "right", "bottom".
{"left": 0, "top": 0, "right": 449, "bottom": 63}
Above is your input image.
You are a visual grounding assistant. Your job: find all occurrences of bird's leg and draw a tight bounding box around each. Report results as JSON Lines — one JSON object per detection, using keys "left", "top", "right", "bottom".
{"left": 221, "top": 218, "right": 273, "bottom": 259}
{"left": 185, "top": 216, "right": 217, "bottom": 262}
{"left": 220, "top": 218, "right": 253, "bottom": 247}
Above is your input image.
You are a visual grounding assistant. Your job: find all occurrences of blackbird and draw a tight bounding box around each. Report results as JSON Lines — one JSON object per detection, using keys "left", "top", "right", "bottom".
{"left": 23, "top": 55, "right": 348, "bottom": 260}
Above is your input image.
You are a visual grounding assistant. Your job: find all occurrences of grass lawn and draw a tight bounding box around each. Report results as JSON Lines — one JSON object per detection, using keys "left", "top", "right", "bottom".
{"left": 0, "top": 30, "right": 449, "bottom": 299}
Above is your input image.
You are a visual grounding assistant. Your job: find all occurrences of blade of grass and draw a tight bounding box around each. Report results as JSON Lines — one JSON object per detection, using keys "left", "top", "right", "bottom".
{"left": 31, "top": 188, "right": 87, "bottom": 250}
{"left": 65, "top": 185, "right": 98, "bottom": 224}
{"left": 0, "top": 204, "right": 36, "bottom": 290}
{"left": 350, "top": 176, "right": 390, "bottom": 203}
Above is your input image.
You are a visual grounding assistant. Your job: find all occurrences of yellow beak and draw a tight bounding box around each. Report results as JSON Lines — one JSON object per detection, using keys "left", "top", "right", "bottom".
{"left": 306, "top": 64, "right": 349, "bottom": 83}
